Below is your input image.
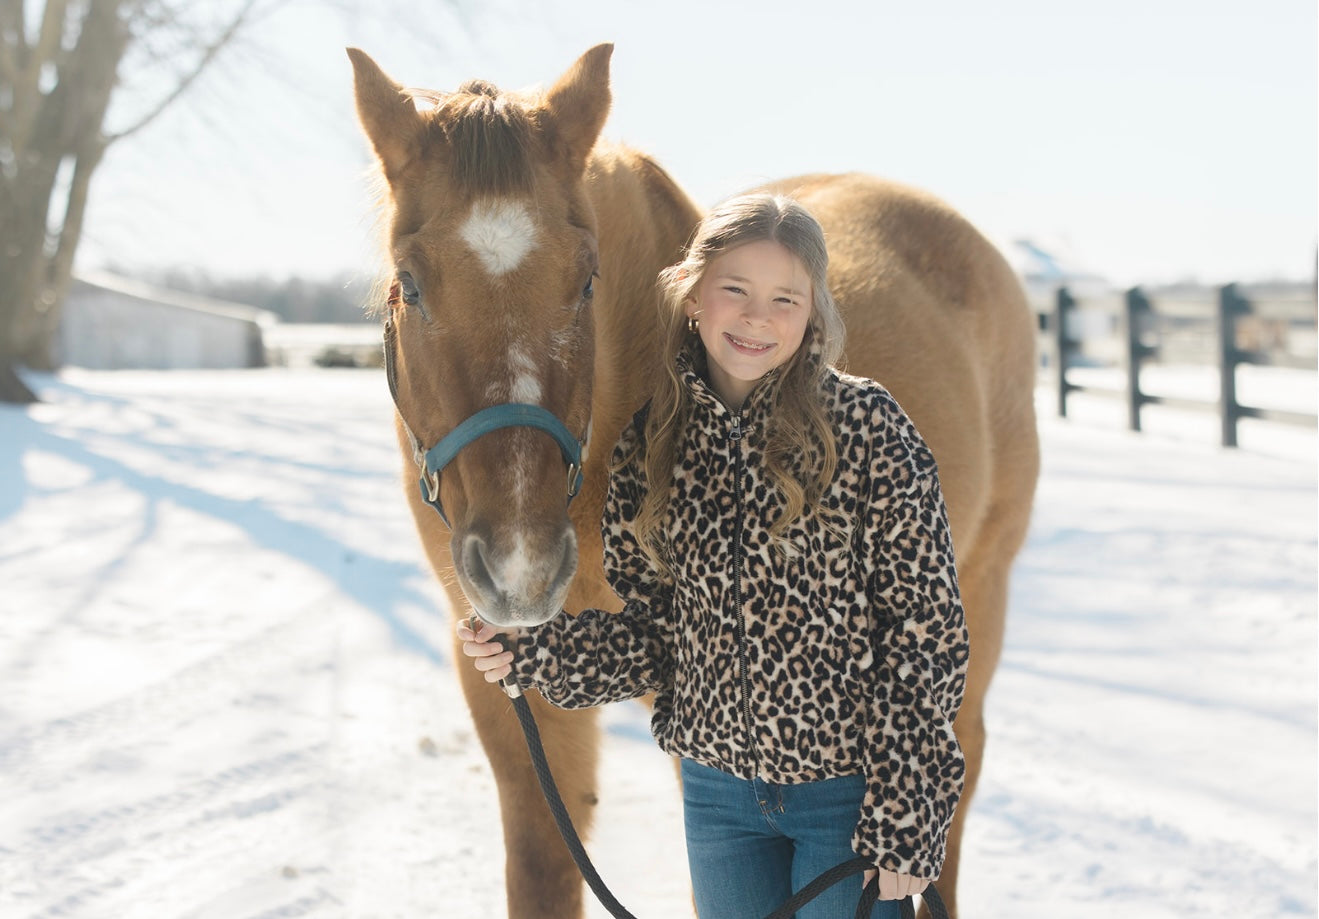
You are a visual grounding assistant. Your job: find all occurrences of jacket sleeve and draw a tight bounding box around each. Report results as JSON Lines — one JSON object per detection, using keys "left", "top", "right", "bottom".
{"left": 852, "top": 403, "right": 970, "bottom": 880}
{"left": 510, "top": 421, "right": 676, "bottom": 709}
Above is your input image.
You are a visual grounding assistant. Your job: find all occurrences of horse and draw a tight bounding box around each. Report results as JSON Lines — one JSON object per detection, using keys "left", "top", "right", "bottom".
{"left": 349, "top": 44, "right": 1038, "bottom": 919}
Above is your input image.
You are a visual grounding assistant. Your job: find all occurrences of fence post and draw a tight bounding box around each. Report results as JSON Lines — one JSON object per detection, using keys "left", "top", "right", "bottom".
{"left": 1217, "top": 284, "right": 1247, "bottom": 448}
{"left": 1055, "top": 286, "right": 1074, "bottom": 418}
{"left": 1124, "top": 287, "right": 1152, "bottom": 432}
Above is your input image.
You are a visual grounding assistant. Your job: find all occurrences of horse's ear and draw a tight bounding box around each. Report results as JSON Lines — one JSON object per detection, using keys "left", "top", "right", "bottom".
{"left": 540, "top": 43, "right": 613, "bottom": 173}
{"left": 348, "top": 48, "right": 423, "bottom": 180}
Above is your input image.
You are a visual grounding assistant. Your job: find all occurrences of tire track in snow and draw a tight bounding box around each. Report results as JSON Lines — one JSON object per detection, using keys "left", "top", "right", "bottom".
{"left": 14, "top": 759, "right": 329, "bottom": 919}
{"left": 0, "top": 591, "right": 343, "bottom": 919}
{"left": 0, "top": 595, "right": 334, "bottom": 784}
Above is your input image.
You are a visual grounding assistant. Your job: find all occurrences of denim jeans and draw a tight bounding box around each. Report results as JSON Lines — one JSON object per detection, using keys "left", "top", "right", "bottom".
{"left": 681, "top": 758, "right": 900, "bottom": 919}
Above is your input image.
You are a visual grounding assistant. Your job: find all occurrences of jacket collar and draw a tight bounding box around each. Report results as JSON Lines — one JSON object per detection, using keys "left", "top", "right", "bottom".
{"left": 675, "top": 332, "right": 826, "bottom": 424}
{"left": 676, "top": 340, "right": 777, "bottom": 422}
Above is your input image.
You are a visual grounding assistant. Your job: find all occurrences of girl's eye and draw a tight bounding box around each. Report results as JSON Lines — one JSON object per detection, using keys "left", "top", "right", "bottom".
{"left": 398, "top": 272, "right": 420, "bottom": 305}
{"left": 723, "top": 286, "right": 745, "bottom": 295}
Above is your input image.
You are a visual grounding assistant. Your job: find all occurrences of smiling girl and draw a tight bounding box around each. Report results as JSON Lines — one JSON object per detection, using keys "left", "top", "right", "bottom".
{"left": 460, "top": 193, "right": 968, "bottom": 918}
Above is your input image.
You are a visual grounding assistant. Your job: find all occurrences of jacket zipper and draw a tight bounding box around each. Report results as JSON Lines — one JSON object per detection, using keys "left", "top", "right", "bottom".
{"left": 729, "top": 411, "right": 762, "bottom": 778}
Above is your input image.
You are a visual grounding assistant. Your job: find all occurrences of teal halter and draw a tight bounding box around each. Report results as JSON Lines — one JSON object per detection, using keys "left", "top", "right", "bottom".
{"left": 384, "top": 318, "right": 585, "bottom": 527}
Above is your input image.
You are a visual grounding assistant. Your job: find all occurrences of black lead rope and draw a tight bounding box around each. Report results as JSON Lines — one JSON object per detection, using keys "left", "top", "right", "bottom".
{"left": 490, "top": 631, "right": 949, "bottom": 919}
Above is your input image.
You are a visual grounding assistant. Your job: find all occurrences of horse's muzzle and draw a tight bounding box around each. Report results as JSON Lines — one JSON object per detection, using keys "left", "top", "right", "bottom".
{"left": 456, "top": 524, "right": 577, "bottom": 628}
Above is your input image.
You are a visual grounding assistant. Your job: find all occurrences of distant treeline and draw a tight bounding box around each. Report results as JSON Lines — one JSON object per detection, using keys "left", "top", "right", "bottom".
{"left": 129, "top": 268, "right": 379, "bottom": 324}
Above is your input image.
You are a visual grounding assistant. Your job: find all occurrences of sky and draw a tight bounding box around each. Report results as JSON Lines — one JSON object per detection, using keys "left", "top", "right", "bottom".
{"left": 75, "top": 0, "right": 1318, "bottom": 290}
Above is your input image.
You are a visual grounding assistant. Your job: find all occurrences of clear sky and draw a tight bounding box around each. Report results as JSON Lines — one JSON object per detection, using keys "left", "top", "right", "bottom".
{"left": 77, "top": 0, "right": 1317, "bottom": 289}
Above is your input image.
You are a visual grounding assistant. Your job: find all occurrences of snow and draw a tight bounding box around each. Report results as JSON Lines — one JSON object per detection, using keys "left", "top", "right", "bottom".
{"left": 1, "top": 367, "right": 1314, "bottom": 919}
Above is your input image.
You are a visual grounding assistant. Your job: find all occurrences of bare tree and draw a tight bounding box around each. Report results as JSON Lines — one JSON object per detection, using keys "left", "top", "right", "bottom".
{"left": 0, "top": 0, "right": 261, "bottom": 403}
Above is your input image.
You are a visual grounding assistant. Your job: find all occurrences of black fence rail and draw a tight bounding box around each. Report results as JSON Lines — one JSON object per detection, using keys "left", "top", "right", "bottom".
{"left": 1048, "top": 283, "right": 1317, "bottom": 447}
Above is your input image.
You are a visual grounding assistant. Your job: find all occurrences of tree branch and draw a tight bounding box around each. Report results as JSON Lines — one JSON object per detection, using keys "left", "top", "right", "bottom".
{"left": 0, "top": 0, "right": 26, "bottom": 100}
{"left": 32, "top": 0, "right": 68, "bottom": 71}
{"left": 5, "top": 0, "right": 70, "bottom": 160}
{"left": 48, "top": 137, "right": 105, "bottom": 320}
{"left": 105, "top": 0, "right": 261, "bottom": 144}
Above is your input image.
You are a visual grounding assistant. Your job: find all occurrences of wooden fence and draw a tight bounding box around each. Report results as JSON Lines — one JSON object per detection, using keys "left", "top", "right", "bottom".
{"left": 1047, "top": 283, "right": 1317, "bottom": 446}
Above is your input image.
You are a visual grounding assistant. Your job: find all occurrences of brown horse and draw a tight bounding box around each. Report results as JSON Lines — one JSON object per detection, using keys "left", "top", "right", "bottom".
{"left": 350, "top": 44, "right": 1038, "bottom": 919}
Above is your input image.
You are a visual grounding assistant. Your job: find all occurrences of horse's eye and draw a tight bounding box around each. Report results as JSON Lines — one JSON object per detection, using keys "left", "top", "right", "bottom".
{"left": 399, "top": 272, "right": 420, "bottom": 305}
{"left": 582, "top": 271, "right": 599, "bottom": 302}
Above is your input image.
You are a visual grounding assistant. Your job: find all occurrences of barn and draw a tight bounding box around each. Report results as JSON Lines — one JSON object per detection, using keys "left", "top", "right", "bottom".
{"left": 58, "top": 272, "right": 277, "bottom": 370}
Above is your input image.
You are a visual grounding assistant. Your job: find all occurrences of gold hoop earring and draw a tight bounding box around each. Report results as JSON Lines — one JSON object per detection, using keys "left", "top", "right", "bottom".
{"left": 687, "top": 311, "right": 701, "bottom": 334}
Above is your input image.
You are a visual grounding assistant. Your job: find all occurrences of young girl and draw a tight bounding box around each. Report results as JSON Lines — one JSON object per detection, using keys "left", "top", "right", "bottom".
{"left": 458, "top": 194, "right": 968, "bottom": 918}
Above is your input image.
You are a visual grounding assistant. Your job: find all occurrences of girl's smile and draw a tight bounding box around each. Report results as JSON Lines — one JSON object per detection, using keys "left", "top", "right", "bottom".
{"left": 724, "top": 332, "right": 775, "bottom": 354}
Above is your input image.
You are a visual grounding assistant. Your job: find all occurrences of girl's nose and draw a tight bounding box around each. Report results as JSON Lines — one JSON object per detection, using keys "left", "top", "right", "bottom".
{"left": 742, "top": 296, "right": 771, "bottom": 321}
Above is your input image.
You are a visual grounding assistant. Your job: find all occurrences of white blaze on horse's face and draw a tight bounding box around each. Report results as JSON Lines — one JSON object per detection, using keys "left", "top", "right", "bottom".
{"left": 484, "top": 345, "right": 543, "bottom": 406}
{"left": 490, "top": 346, "right": 544, "bottom": 518}
{"left": 460, "top": 199, "right": 539, "bottom": 276}
{"left": 484, "top": 344, "right": 544, "bottom": 495}
{"left": 506, "top": 346, "right": 543, "bottom": 405}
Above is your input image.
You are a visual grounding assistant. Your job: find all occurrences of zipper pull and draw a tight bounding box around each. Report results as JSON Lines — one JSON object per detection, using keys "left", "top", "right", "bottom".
{"left": 730, "top": 413, "right": 743, "bottom": 441}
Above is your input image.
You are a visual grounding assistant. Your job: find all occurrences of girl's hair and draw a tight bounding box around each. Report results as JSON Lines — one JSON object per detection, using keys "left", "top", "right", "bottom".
{"left": 625, "top": 193, "right": 847, "bottom": 575}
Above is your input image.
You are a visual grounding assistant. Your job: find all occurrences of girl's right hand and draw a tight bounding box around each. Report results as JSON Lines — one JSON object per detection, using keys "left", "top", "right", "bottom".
{"left": 456, "top": 617, "right": 516, "bottom": 683}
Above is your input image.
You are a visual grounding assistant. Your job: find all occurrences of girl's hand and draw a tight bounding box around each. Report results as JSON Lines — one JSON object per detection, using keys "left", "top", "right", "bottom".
{"left": 456, "top": 617, "right": 516, "bottom": 683}
{"left": 862, "top": 867, "right": 930, "bottom": 901}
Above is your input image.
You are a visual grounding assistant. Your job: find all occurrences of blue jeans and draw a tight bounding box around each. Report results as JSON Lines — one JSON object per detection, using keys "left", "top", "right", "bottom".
{"left": 681, "top": 758, "right": 900, "bottom": 919}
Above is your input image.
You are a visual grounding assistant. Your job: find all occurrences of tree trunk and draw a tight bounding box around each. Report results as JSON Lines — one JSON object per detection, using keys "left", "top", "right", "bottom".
{"left": 3, "top": 153, "right": 67, "bottom": 371}
{"left": 0, "top": 362, "right": 38, "bottom": 404}
{"left": 31, "top": 140, "right": 109, "bottom": 371}
{"left": 0, "top": 0, "right": 127, "bottom": 391}
{"left": 0, "top": 169, "right": 61, "bottom": 381}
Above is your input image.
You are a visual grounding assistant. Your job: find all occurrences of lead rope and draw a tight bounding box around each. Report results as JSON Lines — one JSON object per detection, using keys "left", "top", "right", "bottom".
{"left": 485, "top": 625, "right": 949, "bottom": 919}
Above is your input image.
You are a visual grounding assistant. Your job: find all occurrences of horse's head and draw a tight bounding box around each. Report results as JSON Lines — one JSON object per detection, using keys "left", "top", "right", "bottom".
{"left": 350, "top": 46, "right": 612, "bottom": 628}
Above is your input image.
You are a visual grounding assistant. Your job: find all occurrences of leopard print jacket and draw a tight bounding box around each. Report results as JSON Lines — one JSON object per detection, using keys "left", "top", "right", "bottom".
{"left": 513, "top": 349, "right": 969, "bottom": 880}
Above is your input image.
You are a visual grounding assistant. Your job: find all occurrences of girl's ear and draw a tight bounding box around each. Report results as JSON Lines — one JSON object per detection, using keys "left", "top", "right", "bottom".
{"left": 679, "top": 270, "right": 697, "bottom": 315}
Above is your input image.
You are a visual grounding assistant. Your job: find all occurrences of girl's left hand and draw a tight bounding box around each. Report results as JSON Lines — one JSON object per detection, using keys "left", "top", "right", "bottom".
{"left": 456, "top": 617, "right": 517, "bottom": 683}
{"left": 862, "top": 867, "right": 930, "bottom": 901}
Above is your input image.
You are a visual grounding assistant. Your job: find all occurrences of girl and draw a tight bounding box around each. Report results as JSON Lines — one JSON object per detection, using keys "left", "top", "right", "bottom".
{"left": 458, "top": 193, "right": 968, "bottom": 918}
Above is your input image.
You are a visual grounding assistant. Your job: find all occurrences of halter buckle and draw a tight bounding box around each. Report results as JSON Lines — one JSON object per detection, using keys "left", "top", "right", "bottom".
{"left": 566, "top": 462, "right": 582, "bottom": 498}
{"left": 422, "top": 466, "right": 442, "bottom": 505}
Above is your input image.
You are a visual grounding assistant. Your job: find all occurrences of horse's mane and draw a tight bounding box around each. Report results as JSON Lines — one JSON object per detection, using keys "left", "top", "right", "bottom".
{"left": 408, "top": 80, "right": 536, "bottom": 196}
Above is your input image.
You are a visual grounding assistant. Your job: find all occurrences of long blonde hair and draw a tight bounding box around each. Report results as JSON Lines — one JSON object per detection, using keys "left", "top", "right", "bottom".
{"left": 626, "top": 193, "right": 847, "bottom": 575}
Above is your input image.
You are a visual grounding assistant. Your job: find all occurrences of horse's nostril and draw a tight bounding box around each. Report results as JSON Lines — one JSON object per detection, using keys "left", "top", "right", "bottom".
{"left": 463, "top": 534, "right": 493, "bottom": 591}
{"left": 551, "top": 527, "right": 578, "bottom": 593}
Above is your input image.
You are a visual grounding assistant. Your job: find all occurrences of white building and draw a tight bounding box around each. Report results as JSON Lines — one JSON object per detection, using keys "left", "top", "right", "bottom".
{"left": 59, "top": 272, "right": 278, "bottom": 370}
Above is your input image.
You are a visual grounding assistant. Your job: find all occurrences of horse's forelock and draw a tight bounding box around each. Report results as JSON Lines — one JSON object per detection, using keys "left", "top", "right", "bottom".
{"left": 418, "top": 88, "right": 536, "bottom": 195}
{"left": 457, "top": 79, "right": 500, "bottom": 98}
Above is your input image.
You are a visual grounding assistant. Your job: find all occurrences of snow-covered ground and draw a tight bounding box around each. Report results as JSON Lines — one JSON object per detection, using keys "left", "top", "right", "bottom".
{"left": 0, "top": 366, "right": 1314, "bottom": 919}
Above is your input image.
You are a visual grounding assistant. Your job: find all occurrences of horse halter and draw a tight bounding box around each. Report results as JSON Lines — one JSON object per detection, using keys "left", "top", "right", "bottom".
{"left": 382, "top": 317, "right": 585, "bottom": 528}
